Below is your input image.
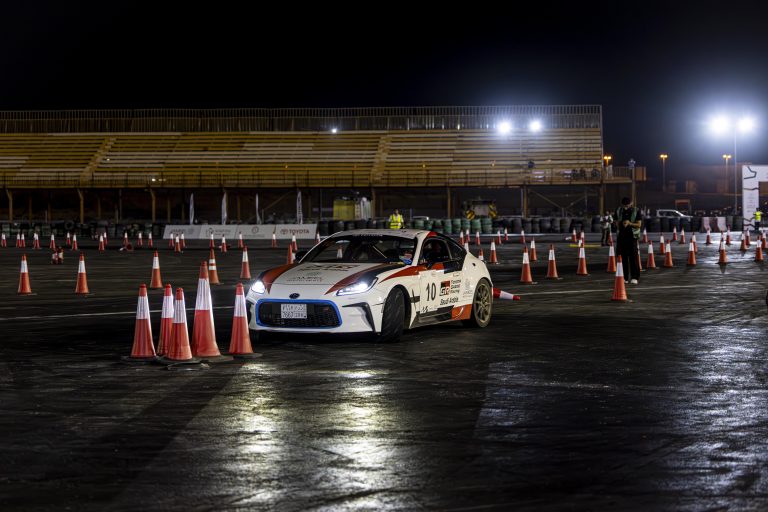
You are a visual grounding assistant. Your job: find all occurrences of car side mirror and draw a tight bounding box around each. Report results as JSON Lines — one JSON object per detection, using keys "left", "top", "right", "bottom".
{"left": 294, "top": 250, "right": 308, "bottom": 261}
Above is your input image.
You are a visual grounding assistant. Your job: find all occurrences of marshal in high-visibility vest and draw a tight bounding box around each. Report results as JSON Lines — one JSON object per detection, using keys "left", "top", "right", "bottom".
{"left": 388, "top": 209, "right": 404, "bottom": 229}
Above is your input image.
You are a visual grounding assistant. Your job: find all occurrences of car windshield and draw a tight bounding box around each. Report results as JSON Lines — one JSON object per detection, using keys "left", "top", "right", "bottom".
{"left": 303, "top": 235, "right": 417, "bottom": 263}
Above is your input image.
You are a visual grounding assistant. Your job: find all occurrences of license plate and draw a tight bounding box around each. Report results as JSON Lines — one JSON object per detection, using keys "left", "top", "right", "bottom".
{"left": 280, "top": 303, "right": 307, "bottom": 319}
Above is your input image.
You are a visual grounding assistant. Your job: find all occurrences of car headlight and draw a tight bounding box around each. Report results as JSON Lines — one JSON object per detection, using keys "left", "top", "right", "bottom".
{"left": 250, "top": 280, "right": 266, "bottom": 294}
{"left": 336, "top": 278, "right": 377, "bottom": 296}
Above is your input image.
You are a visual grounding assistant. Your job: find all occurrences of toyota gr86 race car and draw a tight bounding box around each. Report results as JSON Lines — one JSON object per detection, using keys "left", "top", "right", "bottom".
{"left": 245, "top": 229, "right": 493, "bottom": 341}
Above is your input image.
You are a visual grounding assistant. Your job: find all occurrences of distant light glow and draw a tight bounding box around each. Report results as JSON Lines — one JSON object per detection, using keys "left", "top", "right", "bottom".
{"left": 738, "top": 117, "right": 756, "bottom": 133}
{"left": 529, "top": 119, "right": 542, "bottom": 132}
{"left": 331, "top": 128, "right": 338, "bottom": 134}
{"left": 497, "top": 120, "right": 512, "bottom": 135}
{"left": 709, "top": 115, "right": 730, "bottom": 134}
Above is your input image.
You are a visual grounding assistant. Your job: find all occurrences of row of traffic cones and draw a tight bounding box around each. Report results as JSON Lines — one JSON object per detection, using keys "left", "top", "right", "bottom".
{"left": 17, "top": 253, "right": 90, "bottom": 295}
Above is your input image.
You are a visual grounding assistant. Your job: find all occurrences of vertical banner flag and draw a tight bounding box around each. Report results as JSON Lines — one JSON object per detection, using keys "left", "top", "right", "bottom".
{"left": 221, "top": 191, "right": 228, "bottom": 225}
{"left": 189, "top": 193, "right": 195, "bottom": 225}
{"left": 255, "top": 193, "right": 261, "bottom": 224}
{"left": 296, "top": 190, "right": 303, "bottom": 224}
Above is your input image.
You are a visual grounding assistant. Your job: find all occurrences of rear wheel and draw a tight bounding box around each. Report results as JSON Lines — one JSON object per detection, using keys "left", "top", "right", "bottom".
{"left": 463, "top": 278, "right": 492, "bottom": 327}
{"left": 379, "top": 289, "right": 405, "bottom": 342}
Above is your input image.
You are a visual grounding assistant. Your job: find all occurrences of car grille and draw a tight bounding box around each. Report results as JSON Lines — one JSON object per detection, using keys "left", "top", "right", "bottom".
{"left": 258, "top": 302, "right": 340, "bottom": 328}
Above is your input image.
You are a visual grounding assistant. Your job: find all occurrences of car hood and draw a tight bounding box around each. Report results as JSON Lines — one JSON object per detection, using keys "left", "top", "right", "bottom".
{"left": 270, "top": 262, "right": 405, "bottom": 294}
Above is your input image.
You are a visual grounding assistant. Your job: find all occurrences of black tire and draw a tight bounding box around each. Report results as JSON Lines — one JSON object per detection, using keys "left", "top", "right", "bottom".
{"left": 463, "top": 278, "right": 492, "bottom": 328}
{"left": 379, "top": 288, "right": 405, "bottom": 342}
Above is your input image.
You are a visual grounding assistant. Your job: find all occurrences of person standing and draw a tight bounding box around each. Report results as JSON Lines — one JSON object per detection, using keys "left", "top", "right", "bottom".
{"left": 388, "top": 208, "right": 404, "bottom": 230}
{"left": 754, "top": 208, "right": 762, "bottom": 233}
{"left": 601, "top": 210, "right": 613, "bottom": 246}
{"left": 615, "top": 197, "right": 643, "bottom": 284}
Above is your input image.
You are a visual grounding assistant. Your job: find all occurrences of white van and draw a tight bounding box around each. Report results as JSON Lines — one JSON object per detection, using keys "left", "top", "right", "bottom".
{"left": 656, "top": 209, "right": 692, "bottom": 221}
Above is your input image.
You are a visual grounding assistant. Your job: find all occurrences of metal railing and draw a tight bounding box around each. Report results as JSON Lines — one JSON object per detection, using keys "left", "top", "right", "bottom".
{"left": 0, "top": 105, "right": 602, "bottom": 133}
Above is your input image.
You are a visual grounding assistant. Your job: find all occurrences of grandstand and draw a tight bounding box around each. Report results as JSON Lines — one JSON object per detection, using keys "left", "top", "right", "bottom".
{"left": 0, "top": 106, "right": 637, "bottom": 223}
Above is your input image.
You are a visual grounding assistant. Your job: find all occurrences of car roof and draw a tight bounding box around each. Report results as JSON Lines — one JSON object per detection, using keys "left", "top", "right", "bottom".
{"left": 329, "top": 229, "right": 432, "bottom": 239}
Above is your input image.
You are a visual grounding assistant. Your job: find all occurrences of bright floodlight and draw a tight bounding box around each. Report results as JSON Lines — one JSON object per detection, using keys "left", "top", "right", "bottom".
{"left": 738, "top": 117, "right": 756, "bottom": 133}
{"left": 497, "top": 120, "right": 512, "bottom": 135}
{"left": 709, "top": 115, "right": 730, "bottom": 134}
{"left": 529, "top": 119, "right": 543, "bottom": 132}
{"left": 331, "top": 127, "right": 338, "bottom": 134}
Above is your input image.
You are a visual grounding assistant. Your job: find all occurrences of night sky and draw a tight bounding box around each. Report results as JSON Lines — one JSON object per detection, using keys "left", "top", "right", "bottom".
{"left": 2, "top": 2, "right": 766, "bottom": 177}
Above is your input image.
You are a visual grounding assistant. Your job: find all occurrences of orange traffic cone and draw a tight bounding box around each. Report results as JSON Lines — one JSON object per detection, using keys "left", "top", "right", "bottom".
{"left": 477, "top": 248, "right": 485, "bottom": 261}
{"left": 746, "top": 231, "right": 751, "bottom": 247}
{"left": 174, "top": 235, "right": 181, "bottom": 253}
{"left": 646, "top": 241, "right": 657, "bottom": 269}
{"left": 718, "top": 239, "right": 728, "bottom": 265}
{"left": 287, "top": 245, "right": 295, "bottom": 264}
{"left": 241, "top": 246, "right": 252, "bottom": 279}
{"left": 611, "top": 256, "right": 628, "bottom": 302}
{"left": 75, "top": 254, "right": 89, "bottom": 294}
{"left": 641, "top": 228, "right": 648, "bottom": 244}
{"left": 459, "top": 231, "right": 464, "bottom": 246}
{"left": 475, "top": 231, "right": 481, "bottom": 246}
{"left": 209, "top": 232, "right": 215, "bottom": 249}
{"left": 496, "top": 230, "right": 503, "bottom": 245}
{"left": 576, "top": 246, "right": 589, "bottom": 275}
{"left": 150, "top": 250, "right": 163, "bottom": 289}
{"left": 756, "top": 241, "right": 764, "bottom": 262}
{"left": 72, "top": 234, "right": 78, "bottom": 251}
{"left": 220, "top": 236, "right": 227, "bottom": 253}
{"left": 607, "top": 231, "right": 614, "bottom": 246}
{"left": 271, "top": 232, "right": 278, "bottom": 248}
{"left": 148, "top": 232, "right": 153, "bottom": 248}
{"left": 571, "top": 229, "right": 577, "bottom": 243}
{"left": 546, "top": 244, "right": 559, "bottom": 279}
{"left": 739, "top": 236, "right": 747, "bottom": 252}
{"left": 169, "top": 232, "right": 175, "bottom": 249}
{"left": 672, "top": 227, "right": 678, "bottom": 241}
{"left": 292, "top": 235, "right": 298, "bottom": 252}
{"left": 504, "top": 227, "right": 509, "bottom": 242}
{"left": 32, "top": 233, "right": 40, "bottom": 250}
{"left": 66, "top": 232, "right": 71, "bottom": 247}
{"left": 165, "top": 287, "right": 193, "bottom": 361}
{"left": 691, "top": 234, "right": 698, "bottom": 253}
{"left": 580, "top": 231, "right": 585, "bottom": 247}
{"left": 237, "top": 232, "right": 244, "bottom": 249}
{"left": 493, "top": 288, "right": 521, "bottom": 300}
{"left": 137, "top": 232, "right": 143, "bottom": 247}
{"left": 18, "top": 255, "right": 32, "bottom": 294}
{"left": 663, "top": 241, "right": 674, "bottom": 267}
{"left": 21, "top": 233, "right": 26, "bottom": 248}
{"left": 686, "top": 242, "right": 696, "bottom": 266}
{"left": 180, "top": 233, "right": 186, "bottom": 249}
{"left": 157, "top": 284, "right": 174, "bottom": 356}
{"left": 762, "top": 232, "right": 767, "bottom": 250}
{"left": 529, "top": 239, "right": 537, "bottom": 262}
{"left": 520, "top": 247, "right": 534, "bottom": 284}
{"left": 191, "top": 261, "right": 221, "bottom": 358}
{"left": 463, "top": 241, "right": 470, "bottom": 253}
{"left": 1, "top": 232, "right": 6, "bottom": 247}
{"left": 520, "top": 230, "right": 526, "bottom": 245}
{"left": 123, "top": 232, "right": 129, "bottom": 248}
{"left": 315, "top": 232, "right": 321, "bottom": 245}
{"left": 49, "top": 234, "right": 55, "bottom": 250}
{"left": 679, "top": 228, "right": 686, "bottom": 244}
{"left": 103, "top": 231, "right": 108, "bottom": 246}
{"left": 15, "top": 233, "right": 20, "bottom": 248}
{"left": 488, "top": 241, "right": 498, "bottom": 264}
{"left": 726, "top": 229, "right": 732, "bottom": 246}
{"left": 128, "top": 284, "right": 156, "bottom": 359}
{"left": 98, "top": 234, "right": 105, "bottom": 252}
{"left": 208, "top": 249, "right": 220, "bottom": 284}
{"left": 228, "top": 283, "right": 256, "bottom": 357}
{"left": 657, "top": 234, "right": 665, "bottom": 256}
{"left": 606, "top": 244, "right": 617, "bottom": 273}
{"left": 705, "top": 229, "right": 712, "bottom": 245}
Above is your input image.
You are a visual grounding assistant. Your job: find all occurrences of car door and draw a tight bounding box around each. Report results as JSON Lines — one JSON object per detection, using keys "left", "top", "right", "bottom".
{"left": 417, "top": 239, "right": 450, "bottom": 315}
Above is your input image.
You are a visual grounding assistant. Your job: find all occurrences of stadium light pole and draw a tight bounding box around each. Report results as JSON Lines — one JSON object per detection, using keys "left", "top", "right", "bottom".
{"left": 659, "top": 154, "right": 668, "bottom": 191}
{"left": 722, "top": 154, "right": 732, "bottom": 200}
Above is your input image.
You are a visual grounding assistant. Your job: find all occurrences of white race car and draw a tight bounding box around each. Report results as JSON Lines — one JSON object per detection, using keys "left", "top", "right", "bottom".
{"left": 245, "top": 229, "right": 493, "bottom": 341}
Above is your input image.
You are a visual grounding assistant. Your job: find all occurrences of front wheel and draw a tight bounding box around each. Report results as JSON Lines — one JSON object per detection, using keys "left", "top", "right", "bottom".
{"left": 379, "top": 289, "right": 405, "bottom": 342}
{"left": 463, "top": 278, "right": 492, "bottom": 328}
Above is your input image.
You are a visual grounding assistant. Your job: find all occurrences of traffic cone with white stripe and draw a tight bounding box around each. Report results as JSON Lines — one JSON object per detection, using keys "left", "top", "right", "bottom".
{"left": 180, "top": 233, "right": 186, "bottom": 249}
{"left": 477, "top": 248, "right": 484, "bottom": 261}
{"left": 21, "top": 233, "right": 26, "bottom": 248}
{"left": 520, "top": 230, "right": 526, "bottom": 245}
{"left": 672, "top": 227, "right": 678, "bottom": 241}
{"left": 679, "top": 228, "right": 686, "bottom": 244}
{"left": 504, "top": 227, "right": 509, "bottom": 242}
{"left": 238, "top": 232, "right": 244, "bottom": 249}
{"left": 123, "top": 232, "right": 129, "bottom": 248}
{"left": 496, "top": 230, "right": 503, "bottom": 245}
{"left": 75, "top": 254, "right": 89, "bottom": 294}
{"left": 686, "top": 242, "right": 696, "bottom": 266}
{"left": 165, "top": 288, "right": 193, "bottom": 361}
{"left": 220, "top": 236, "right": 227, "bottom": 253}
{"left": 692, "top": 233, "right": 698, "bottom": 253}
{"left": 150, "top": 251, "right": 163, "bottom": 289}
{"left": 208, "top": 249, "right": 220, "bottom": 284}
{"left": 726, "top": 229, "right": 732, "bottom": 246}
{"left": 291, "top": 235, "right": 298, "bottom": 252}
{"left": 756, "top": 240, "right": 764, "bottom": 262}
{"left": 18, "top": 255, "right": 31, "bottom": 294}
{"left": 192, "top": 261, "right": 221, "bottom": 358}
{"left": 137, "top": 232, "right": 143, "bottom": 247}
{"left": 209, "top": 232, "right": 215, "bottom": 249}
{"left": 739, "top": 235, "right": 747, "bottom": 252}
{"left": 128, "top": 284, "right": 155, "bottom": 359}
{"left": 49, "top": 234, "right": 55, "bottom": 250}
{"left": 315, "top": 232, "right": 321, "bottom": 245}
{"left": 746, "top": 230, "right": 751, "bottom": 247}
{"left": 475, "top": 231, "right": 481, "bottom": 246}
{"left": 607, "top": 230, "right": 614, "bottom": 246}
{"left": 228, "top": 283, "right": 257, "bottom": 357}
{"left": 663, "top": 241, "right": 674, "bottom": 267}
{"left": 463, "top": 241, "right": 470, "bottom": 253}
{"left": 240, "top": 246, "right": 252, "bottom": 279}
{"left": 169, "top": 232, "right": 175, "bottom": 249}
{"left": 488, "top": 241, "right": 498, "bottom": 264}
{"left": 148, "top": 232, "right": 153, "bottom": 248}
{"left": 493, "top": 288, "right": 521, "bottom": 301}
{"left": 15, "top": 233, "right": 20, "bottom": 248}
{"left": 546, "top": 244, "right": 559, "bottom": 279}
{"left": 98, "top": 234, "right": 105, "bottom": 252}
{"left": 762, "top": 232, "right": 767, "bottom": 250}
{"left": 576, "top": 246, "right": 589, "bottom": 275}
{"left": 705, "top": 228, "right": 712, "bottom": 245}
{"left": 611, "top": 256, "right": 628, "bottom": 302}
{"left": 718, "top": 239, "right": 728, "bottom": 265}
{"left": 658, "top": 234, "right": 665, "bottom": 256}
{"left": 157, "top": 284, "right": 174, "bottom": 357}
{"left": 580, "top": 230, "right": 586, "bottom": 247}
{"left": 459, "top": 231, "right": 464, "bottom": 246}
{"left": 72, "top": 234, "right": 78, "bottom": 251}
{"left": 529, "top": 239, "right": 537, "bottom": 262}
{"left": 271, "top": 232, "right": 277, "bottom": 248}
{"left": 33, "top": 233, "right": 40, "bottom": 250}
{"left": 520, "top": 247, "right": 534, "bottom": 284}
{"left": 606, "top": 244, "right": 617, "bottom": 273}
{"left": 646, "top": 241, "right": 657, "bottom": 269}
{"left": 465, "top": 229, "right": 470, "bottom": 243}
{"left": 287, "top": 245, "right": 295, "bottom": 264}
{"left": 103, "top": 231, "right": 107, "bottom": 246}
{"left": 66, "top": 232, "right": 71, "bottom": 247}
{"left": 1, "top": 233, "right": 6, "bottom": 247}
{"left": 571, "top": 228, "right": 577, "bottom": 243}
{"left": 641, "top": 228, "right": 648, "bottom": 244}
{"left": 174, "top": 235, "right": 181, "bottom": 253}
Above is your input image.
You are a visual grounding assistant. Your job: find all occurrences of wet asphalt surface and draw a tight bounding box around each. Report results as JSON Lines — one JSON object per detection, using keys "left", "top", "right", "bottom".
{"left": 2, "top": 235, "right": 768, "bottom": 511}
